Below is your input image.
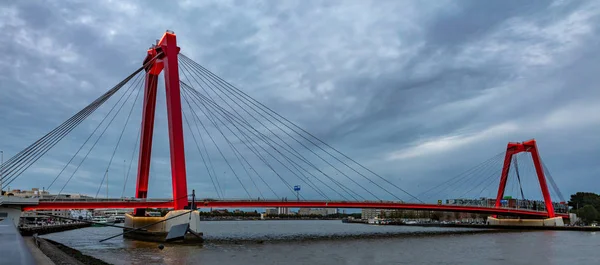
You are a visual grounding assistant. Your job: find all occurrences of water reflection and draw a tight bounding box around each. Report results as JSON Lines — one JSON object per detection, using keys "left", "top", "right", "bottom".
{"left": 42, "top": 220, "right": 600, "bottom": 265}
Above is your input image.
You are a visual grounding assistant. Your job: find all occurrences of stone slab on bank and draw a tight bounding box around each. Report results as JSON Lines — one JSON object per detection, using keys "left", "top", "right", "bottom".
{"left": 33, "top": 237, "right": 86, "bottom": 265}
{"left": 24, "top": 237, "right": 56, "bottom": 265}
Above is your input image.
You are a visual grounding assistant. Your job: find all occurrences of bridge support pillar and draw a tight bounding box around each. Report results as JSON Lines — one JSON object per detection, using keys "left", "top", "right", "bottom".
{"left": 123, "top": 210, "right": 203, "bottom": 243}
{"left": 486, "top": 216, "right": 564, "bottom": 227}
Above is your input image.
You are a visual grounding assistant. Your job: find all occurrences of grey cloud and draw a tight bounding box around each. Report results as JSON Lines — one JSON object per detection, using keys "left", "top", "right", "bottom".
{"left": 426, "top": 0, "right": 555, "bottom": 47}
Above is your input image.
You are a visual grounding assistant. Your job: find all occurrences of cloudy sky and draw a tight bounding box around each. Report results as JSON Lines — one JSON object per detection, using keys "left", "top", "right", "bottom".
{"left": 1, "top": 0, "right": 599, "bottom": 203}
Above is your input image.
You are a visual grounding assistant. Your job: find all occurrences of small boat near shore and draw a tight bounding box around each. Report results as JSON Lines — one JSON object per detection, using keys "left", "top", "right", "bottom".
{"left": 91, "top": 216, "right": 107, "bottom": 227}
{"left": 107, "top": 215, "right": 125, "bottom": 224}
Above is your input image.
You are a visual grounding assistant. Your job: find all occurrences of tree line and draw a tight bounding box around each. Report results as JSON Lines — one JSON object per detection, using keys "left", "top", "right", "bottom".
{"left": 568, "top": 192, "right": 600, "bottom": 224}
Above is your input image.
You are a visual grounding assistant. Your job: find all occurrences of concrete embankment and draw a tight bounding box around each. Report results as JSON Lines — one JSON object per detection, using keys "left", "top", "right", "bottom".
{"left": 24, "top": 237, "right": 55, "bottom": 265}
{"left": 20, "top": 222, "right": 92, "bottom": 236}
{"left": 18, "top": 223, "right": 104, "bottom": 264}
{"left": 31, "top": 236, "right": 111, "bottom": 265}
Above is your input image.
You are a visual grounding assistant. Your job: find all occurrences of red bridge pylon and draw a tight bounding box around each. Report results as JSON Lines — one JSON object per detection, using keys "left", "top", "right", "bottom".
{"left": 494, "top": 139, "right": 555, "bottom": 218}
{"left": 135, "top": 31, "right": 188, "bottom": 215}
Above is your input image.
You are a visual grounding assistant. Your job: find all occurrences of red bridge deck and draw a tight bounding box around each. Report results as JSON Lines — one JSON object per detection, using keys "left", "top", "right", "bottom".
{"left": 24, "top": 199, "right": 568, "bottom": 219}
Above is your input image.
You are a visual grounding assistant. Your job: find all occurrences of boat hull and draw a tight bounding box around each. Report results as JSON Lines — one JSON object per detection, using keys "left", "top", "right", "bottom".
{"left": 122, "top": 228, "right": 204, "bottom": 243}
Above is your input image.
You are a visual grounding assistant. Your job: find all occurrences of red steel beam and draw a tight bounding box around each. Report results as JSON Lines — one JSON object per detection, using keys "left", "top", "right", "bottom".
{"left": 26, "top": 200, "right": 568, "bottom": 218}
{"left": 23, "top": 201, "right": 173, "bottom": 211}
{"left": 198, "top": 201, "right": 566, "bottom": 218}
{"left": 527, "top": 140, "right": 556, "bottom": 217}
{"left": 134, "top": 47, "right": 162, "bottom": 216}
{"left": 157, "top": 32, "right": 188, "bottom": 211}
{"left": 493, "top": 145, "right": 515, "bottom": 208}
{"left": 134, "top": 73, "right": 159, "bottom": 201}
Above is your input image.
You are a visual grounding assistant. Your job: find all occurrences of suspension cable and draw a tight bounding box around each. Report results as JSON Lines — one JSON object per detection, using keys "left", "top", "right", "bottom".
{"left": 182, "top": 84, "right": 328, "bottom": 200}
{"left": 179, "top": 63, "right": 338, "bottom": 200}
{"left": 182, "top": 104, "right": 223, "bottom": 199}
{"left": 180, "top": 58, "right": 362, "bottom": 201}
{"left": 1, "top": 52, "right": 162, "bottom": 187}
{"left": 95, "top": 74, "right": 145, "bottom": 198}
{"left": 179, "top": 58, "right": 362, "bottom": 199}
{"left": 513, "top": 155, "right": 525, "bottom": 200}
{"left": 53, "top": 72, "right": 145, "bottom": 198}
{"left": 180, "top": 54, "right": 421, "bottom": 202}
{"left": 181, "top": 80, "right": 350, "bottom": 200}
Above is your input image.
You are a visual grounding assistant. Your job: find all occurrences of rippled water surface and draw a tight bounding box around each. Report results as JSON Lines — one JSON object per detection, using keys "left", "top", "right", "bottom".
{"left": 43, "top": 220, "right": 600, "bottom": 265}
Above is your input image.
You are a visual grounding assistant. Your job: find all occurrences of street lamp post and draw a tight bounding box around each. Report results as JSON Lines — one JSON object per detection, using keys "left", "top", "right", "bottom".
{"left": 106, "top": 169, "right": 109, "bottom": 199}
{"left": 123, "top": 159, "right": 126, "bottom": 199}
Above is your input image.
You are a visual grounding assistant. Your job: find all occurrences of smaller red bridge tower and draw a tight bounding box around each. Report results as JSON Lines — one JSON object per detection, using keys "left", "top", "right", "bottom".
{"left": 494, "top": 139, "right": 555, "bottom": 218}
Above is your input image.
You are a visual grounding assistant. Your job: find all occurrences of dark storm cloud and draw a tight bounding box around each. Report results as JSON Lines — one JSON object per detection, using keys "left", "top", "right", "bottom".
{"left": 1, "top": 0, "right": 599, "bottom": 201}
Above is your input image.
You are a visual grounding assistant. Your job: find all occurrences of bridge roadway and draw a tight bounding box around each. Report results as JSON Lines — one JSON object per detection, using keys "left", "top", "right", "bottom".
{"left": 22, "top": 199, "right": 569, "bottom": 219}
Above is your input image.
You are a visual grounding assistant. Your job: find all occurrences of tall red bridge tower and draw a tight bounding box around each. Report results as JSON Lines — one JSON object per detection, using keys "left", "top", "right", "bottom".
{"left": 135, "top": 31, "right": 188, "bottom": 215}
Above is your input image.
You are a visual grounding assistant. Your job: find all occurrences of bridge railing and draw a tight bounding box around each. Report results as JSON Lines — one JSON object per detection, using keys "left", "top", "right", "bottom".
{"left": 34, "top": 197, "right": 563, "bottom": 215}
{"left": 38, "top": 197, "right": 170, "bottom": 202}
{"left": 194, "top": 198, "right": 558, "bottom": 213}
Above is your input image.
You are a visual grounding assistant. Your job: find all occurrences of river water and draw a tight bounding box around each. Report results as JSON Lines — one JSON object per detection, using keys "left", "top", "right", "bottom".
{"left": 42, "top": 220, "right": 599, "bottom": 265}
